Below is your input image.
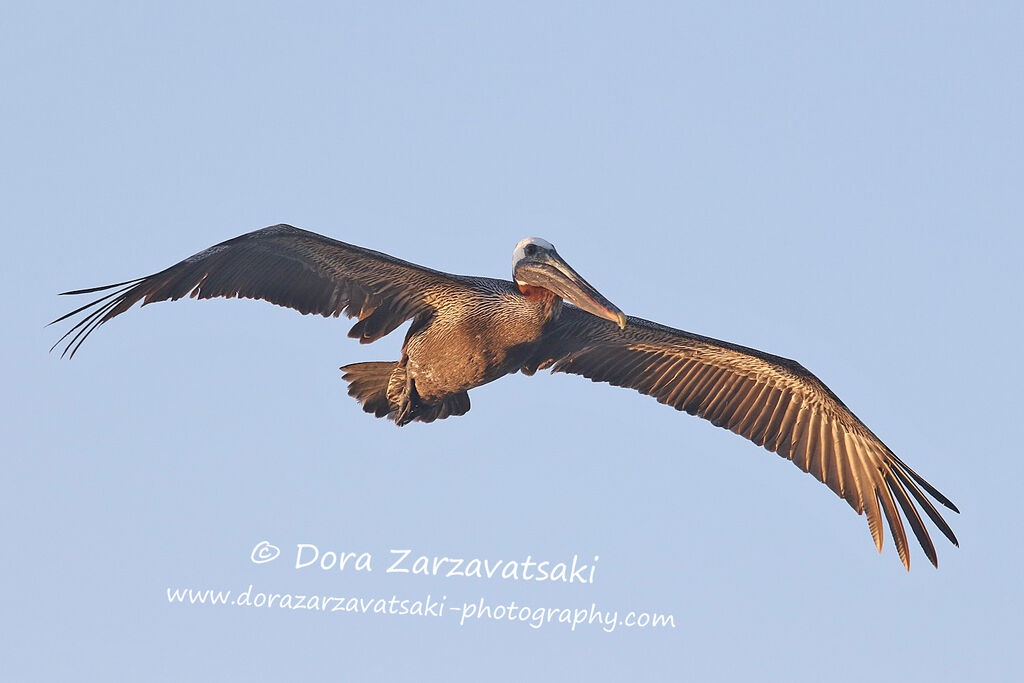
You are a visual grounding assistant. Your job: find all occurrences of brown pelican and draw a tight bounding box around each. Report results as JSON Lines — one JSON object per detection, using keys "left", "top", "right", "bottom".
{"left": 52, "top": 224, "right": 958, "bottom": 570}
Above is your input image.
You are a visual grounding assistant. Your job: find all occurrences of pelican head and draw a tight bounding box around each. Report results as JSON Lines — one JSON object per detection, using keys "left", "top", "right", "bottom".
{"left": 512, "top": 237, "right": 626, "bottom": 329}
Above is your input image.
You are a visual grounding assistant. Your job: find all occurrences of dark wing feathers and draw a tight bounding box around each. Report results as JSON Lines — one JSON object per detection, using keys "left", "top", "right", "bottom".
{"left": 50, "top": 224, "right": 464, "bottom": 357}
{"left": 530, "top": 306, "right": 958, "bottom": 570}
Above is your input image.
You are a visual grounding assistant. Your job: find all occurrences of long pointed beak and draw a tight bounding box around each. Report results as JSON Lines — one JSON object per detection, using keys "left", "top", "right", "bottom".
{"left": 515, "top": 252, "right": 626, "bottom": 329}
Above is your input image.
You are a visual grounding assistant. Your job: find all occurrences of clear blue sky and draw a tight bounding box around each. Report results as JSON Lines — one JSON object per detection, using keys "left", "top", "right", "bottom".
{"left": 4, "top": 2, "right": 1021, "bottom": 680}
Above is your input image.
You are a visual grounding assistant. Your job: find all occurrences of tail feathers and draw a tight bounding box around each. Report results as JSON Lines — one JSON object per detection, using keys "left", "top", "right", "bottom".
{"left": 340, "top": 361, "right": 397, "bottom": 418}
{"left": 340, "top": 361, "right": 471, "bottom": 424}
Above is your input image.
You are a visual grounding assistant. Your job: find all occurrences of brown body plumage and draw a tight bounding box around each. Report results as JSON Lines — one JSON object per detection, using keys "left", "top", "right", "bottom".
{"left": 51, "top": 224, "right": 959, "bottom": 570}
{"left": 346, "top": 279, "right": 559, "bottom": 425}
{"left": 404, "top": 280, "right": 555, "bottom": 400}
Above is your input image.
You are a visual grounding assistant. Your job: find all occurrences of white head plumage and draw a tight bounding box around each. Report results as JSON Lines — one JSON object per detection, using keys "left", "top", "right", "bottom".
{"left": 512, "top": 237, "right": 555, "bottom": 270}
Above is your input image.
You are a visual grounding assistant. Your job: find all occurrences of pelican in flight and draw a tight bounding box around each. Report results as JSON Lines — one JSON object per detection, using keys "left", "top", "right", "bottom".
{"left": 52, "top": 224, "right": 958, "bottom": 569}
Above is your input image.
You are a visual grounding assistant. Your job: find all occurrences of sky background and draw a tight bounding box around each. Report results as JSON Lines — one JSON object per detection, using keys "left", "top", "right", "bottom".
{"left": 4, "top": 1, "right": 1022, "bottom": 680}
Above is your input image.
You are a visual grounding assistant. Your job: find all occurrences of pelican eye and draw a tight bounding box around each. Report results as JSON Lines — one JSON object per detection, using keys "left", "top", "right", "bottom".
{"left": 525, "top": 244, "right": 538, "bottom": 256}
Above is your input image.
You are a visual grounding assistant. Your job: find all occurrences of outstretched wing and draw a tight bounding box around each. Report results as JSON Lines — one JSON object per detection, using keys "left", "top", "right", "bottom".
{"left": 51, "top": 224, "right": 469, "bottom": 357}
{"left": 529, "top": 306, "right": 959, "bottom": 570}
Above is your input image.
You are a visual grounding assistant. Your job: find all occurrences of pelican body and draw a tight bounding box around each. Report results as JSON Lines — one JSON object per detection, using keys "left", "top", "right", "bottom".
{"left": 52, "top": 224, "right": 959, "bottom": 570}
{"left": 341, "top": 236, "right": 624, "bottom": 424}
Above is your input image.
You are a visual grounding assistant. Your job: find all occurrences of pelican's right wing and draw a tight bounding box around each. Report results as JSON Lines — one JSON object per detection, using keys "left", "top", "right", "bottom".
{"left": 528, "top": 305, "right": 959, "bottom": 570}
{"left": 51, "top": 224, "right": 472, "bottom": 357}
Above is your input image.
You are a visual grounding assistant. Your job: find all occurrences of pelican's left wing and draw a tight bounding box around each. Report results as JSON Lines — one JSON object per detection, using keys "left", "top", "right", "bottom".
{"left": 51, "top": 224, "right": 472, "bottom": 357}
{"left": 527, "top": 305, "right": 958, "bottom": 570}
